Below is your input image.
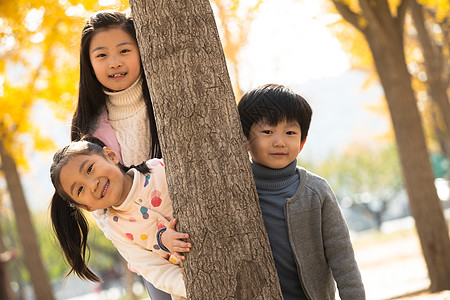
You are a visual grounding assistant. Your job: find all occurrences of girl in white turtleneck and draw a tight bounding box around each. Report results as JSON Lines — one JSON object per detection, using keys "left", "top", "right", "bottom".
{"left": 70, "top": 11, "right": 181, "bottom": 300}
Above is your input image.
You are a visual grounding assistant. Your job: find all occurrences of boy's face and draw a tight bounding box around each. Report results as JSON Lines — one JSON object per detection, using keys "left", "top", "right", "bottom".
{"left": 59, "top": 148, "right": 132, "bottom": 211}
{"left": 247, "top": 119, "right": 305, "bottom": 169}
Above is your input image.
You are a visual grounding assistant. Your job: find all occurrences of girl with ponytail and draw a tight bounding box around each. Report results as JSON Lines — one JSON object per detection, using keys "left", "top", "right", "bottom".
{"left": 50, "top": 137, "right": 190, "bottom": 299}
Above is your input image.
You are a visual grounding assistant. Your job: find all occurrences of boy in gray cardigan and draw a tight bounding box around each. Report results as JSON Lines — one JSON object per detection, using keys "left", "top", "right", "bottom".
{"left": 238, "top": 84, "right": 365, "bottom": 300}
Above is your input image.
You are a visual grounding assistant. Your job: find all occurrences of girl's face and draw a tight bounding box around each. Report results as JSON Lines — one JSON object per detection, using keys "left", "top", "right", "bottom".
{"left": 59, "top": 148, "right": 133, "bottom": 211}
{"left": 89, "top": 26, "right": 141, "bottom": 92}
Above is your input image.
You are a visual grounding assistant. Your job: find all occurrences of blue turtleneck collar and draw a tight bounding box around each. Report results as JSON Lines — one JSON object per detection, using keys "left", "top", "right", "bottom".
{"left": 251, "top": 159, "right": 299, "bottom": 191}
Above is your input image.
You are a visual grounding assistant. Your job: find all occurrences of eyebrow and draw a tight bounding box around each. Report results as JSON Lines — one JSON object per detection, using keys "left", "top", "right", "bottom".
{"left": 287, "top": 122, "right": 301, "bottom": 128}
{"left": 69, "top": 159, "right": 89, "bottom": 196}
{"left": 91, "top": 41, "right": 134, "bottom": 53}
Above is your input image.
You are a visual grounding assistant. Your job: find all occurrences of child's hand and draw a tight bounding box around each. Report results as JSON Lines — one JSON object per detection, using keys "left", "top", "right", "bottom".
{"left": 161, "top": 218, "right": 192, "bottom": 260}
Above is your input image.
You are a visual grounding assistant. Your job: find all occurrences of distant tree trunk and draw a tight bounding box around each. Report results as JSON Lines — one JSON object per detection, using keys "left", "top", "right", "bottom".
{"left": 121, "top": 257, "right": 137, "bottom": 300}
{"left": 410, "top": 0, "right": 450, "bottom": 159}
{"left": 333, "top": 0, "right": 450, "bottom": 291}
{"left": 0, "top": 220, "right": 16, "bottom": 300}
{"left": 0, "top": 259, "right": 13, "bottom": 300}
{"left": 128, "top": 0, "right": 283, "bottom": 298}
{"left": 0, "top": 141, "right": 55, "bottom": 300}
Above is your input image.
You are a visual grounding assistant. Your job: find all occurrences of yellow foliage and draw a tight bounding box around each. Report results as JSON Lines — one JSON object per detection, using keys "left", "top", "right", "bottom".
{"left": 1, "top": 0, "right": 256, "bottom": 168}
{"left": 326, "top": 0, "right": 449, "bottom": 152}
{"left": 209, "top": 0, "right": 263, "bottom": 99}
{"left": 419, "top": 0, "right": 450, "bottom": 20}
{"left": 0, "top": 0, "right": 124, "bottom": 168}
{"left": 323, "top": 1, "right": 372, "bottom": 69}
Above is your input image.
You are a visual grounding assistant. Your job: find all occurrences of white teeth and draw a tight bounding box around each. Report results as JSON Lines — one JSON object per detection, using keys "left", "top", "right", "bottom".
{"left": 109, "top": 73, "right": 126, "bottom": 78}
{"left": 101, "top": 181, "right": 109, "bottom": 197}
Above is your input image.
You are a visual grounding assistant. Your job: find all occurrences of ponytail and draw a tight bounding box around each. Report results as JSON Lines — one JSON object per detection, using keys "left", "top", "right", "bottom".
{"left": 50, "top": 135, "right": 153, "bottom": 283}
{"left": 50, "top": 192, "right": 101, "bottom": 282}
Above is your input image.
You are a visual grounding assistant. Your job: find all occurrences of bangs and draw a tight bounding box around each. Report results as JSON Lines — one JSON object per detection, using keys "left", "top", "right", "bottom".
{"left": 252, "top": 93, "right": 304, "bottom": 126}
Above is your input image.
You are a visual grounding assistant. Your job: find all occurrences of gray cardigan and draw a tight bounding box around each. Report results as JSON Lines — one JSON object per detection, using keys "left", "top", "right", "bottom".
{"left": 286, "top": 167, "right": 366, "bottom": 300}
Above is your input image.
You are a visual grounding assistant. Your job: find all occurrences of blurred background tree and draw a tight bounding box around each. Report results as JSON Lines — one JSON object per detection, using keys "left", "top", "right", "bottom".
{"left": 0, "top": 0, "right": 135, "bottom": 299}
{"left": 210, "top": 0, "right": 263, "bottom": 99}
{"left": 304, "top": 141, "right": 403, "bottom": 231}
{"left": 327, "top": 0, "right": 450, "bottom": 291}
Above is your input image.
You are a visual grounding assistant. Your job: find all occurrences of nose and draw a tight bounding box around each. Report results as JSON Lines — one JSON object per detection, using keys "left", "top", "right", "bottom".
{"left": 273, "top": 134, "right": 285, "bottom": 147}
{"left": 109, "top": 56, "right": 122, "bottom": 69}
{"left": 89, "top": 177, "right": 99, "bottom": 193}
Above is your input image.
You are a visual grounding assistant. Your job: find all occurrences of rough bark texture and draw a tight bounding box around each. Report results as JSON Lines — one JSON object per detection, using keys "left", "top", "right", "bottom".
{"left": 128, "top": 0, "right": 283, "bottom": 298}
{"left": 0, "top": 141, "right": 55, "bottom": 300}
{"left": 333, "top": 0, "right": 450, "bottom": 291}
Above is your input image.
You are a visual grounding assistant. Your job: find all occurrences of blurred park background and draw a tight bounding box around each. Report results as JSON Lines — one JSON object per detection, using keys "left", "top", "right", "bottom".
{"left": 0, "top": 0, "right": 449, "bottom": 299}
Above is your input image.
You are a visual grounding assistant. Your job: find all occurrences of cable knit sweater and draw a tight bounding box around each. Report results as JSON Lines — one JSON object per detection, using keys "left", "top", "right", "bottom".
{"left": 103, "top": 77, "right": 151, "bottom": 166}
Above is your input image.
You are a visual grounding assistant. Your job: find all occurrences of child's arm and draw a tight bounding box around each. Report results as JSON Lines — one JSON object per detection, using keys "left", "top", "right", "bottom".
{"left": 110, "top": 230, "right": 187, "bottom": 298}
{"left": 158, "top": 218, "right": 192, "bottom": 260}
{"left": 321, "top": 183, "right": 366, "bottom": 299}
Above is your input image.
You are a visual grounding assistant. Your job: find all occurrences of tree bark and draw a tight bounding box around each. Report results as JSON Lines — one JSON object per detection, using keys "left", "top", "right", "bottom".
{"left": 333, "top": 0, "right": 450, "bottom": 291}
{"left": 128, "top": 0, "right": 283, "bottom": 298}
{"left": 0, "top": 141, "right": 55, "bottom": 300}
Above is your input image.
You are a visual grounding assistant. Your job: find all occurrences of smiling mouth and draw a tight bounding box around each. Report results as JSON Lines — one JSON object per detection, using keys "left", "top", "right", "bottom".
{"left": 109, "top": 72, "right": 126, "bottom": 78}
{"left": 101, "top": 181, "right": 110, "bottom": 198}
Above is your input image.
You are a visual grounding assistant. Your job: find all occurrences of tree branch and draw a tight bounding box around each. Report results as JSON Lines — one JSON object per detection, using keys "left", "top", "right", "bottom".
{"left": 397, "top": 0, "right": 414, "bottom": 34}
{"left": 358, "top": 0, "right": 383, "bottom": 31}
{"left": 332, "top": 0, "right": 362, "bottom": 32}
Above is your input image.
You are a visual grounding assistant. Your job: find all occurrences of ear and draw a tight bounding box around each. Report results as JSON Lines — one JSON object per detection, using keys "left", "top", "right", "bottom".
{"left": 103, "top": 147, "right": 120, "bottom": 165}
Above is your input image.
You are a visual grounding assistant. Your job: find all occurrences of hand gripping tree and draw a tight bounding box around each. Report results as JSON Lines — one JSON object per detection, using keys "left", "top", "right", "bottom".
{"left": 128, "top": 0, "right": 283, "bottom": 298}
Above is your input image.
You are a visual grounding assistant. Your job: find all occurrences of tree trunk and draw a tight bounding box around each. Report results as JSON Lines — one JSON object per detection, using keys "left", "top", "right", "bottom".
{"left": 0, "top": 220, "right": 16, "bottom": 300}
{"left": 333, "top": 0, "right": 450, "bottom": 291}
{"left": 128, "top": 0, "right": 283, "bottom": 298}
{"left": 121, "top": 257, "right": 137, "bottom": 300}
{"left": 0, "top": 141, "right": 55, "bottom": 300}
{"left": 370, "top": 33, "right": 450, "bottom": 292}
{"left": 410, "top": 0, "right": 450, "bottom": 159}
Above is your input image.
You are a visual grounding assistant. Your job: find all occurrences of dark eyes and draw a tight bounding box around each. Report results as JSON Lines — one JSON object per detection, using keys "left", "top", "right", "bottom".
{"left": 77, "top": 164, "right": 93, "bottom": 196}
{"left": 261, "top": 130, "right": 297, "bottom": 135}
{"left": 94, "top": 49, "right": 130, "bottom": 58}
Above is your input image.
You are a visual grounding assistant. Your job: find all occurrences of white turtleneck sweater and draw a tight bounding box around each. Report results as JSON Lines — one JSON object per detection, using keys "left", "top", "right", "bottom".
{"left": 104, "top": 77, "right": 151, "bottom": 166}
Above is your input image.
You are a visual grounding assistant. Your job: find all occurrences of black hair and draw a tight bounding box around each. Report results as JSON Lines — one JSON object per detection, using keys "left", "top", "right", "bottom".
{"left": 237, "top": 83, "right": 312, "bottom": 143}
{"left": 71, "top": 10, "right": 161, "bottom": 159}
{"left": 49, "top": 136, "right": 150, "bottom": 282}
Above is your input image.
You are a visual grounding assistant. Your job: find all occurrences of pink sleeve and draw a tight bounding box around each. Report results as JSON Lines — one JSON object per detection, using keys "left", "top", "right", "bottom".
{"left": 93, "top": 109, "right": 123, "bottom": 164}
